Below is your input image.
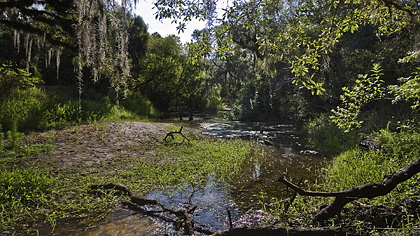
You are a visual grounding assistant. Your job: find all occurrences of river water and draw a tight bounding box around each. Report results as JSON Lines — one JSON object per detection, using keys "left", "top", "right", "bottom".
{"left": 74, "top": 121, "right": 329, "bottom": 235}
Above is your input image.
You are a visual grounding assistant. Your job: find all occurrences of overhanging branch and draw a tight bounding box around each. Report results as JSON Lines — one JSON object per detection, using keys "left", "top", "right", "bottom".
{"left": 0, "top": 19, "right": 76, "bottom": 50}
{"left": 279, "top": 157, "right": 420, "bottom": 223}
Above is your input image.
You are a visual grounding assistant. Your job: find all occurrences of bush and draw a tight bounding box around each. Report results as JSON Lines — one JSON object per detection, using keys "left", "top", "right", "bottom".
{"left": 120, "top": 92, "right": 158, "bottom": 119}
{"left": 201, "top": 84, "right": 224, "bottom": 113}
{"left": 0, "top": 63, "right": 48, "bottom": 132}
{"left": 330, "top": 64, "right": 385, "bottom": 132}
{"left": 0, "top": 63, "right": 42, "bottom": 95}
{"left": 0, "top": 87, "right": 48, "bottom": 132}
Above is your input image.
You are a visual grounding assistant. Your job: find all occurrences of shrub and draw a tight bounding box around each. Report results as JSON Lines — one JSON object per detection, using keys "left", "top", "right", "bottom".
{"left": 201, "top": 84, "right": 225, "bottom": 113}
{"left": 330, "top": 64, "right": 385, "bottom": 132}
{"left": 0, "top": 87, "right": 48, "bottom": 132}
{"left": 119, "top": 92, "right": 158, "bottom": 119}
{"left": 0, "top": 63, "right": 47, "bottom": 132}
{"left": 0, "top": 63, "right": 42, "bottom": 95}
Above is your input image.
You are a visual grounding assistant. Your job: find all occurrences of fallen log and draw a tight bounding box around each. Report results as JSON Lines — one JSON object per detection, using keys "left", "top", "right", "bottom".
{"left": 278, "top": 157, "right": 420, "bottom": 224}
{"left": 211, "top": 225, "right": 356, "bottom": 236}
{"left": 89, "top": 183, "right": 213, "bottom": 235}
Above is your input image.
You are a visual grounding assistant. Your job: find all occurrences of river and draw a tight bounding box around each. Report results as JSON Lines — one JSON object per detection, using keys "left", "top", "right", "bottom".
{"left": 78, "top": 120, "right": 329, "bottom": 235}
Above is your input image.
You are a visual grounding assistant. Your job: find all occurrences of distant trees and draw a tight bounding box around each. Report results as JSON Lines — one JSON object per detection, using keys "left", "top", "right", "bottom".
{"left": 2, "top": 0, "right": 420, "bottom": 121}
{"left": 132, "top": 34, "right": 202, "bottom": 118}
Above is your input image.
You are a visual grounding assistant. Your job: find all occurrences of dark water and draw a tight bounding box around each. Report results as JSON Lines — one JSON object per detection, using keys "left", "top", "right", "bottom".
{"left": 67, "top": 121, "right": 328, "bottom": 235}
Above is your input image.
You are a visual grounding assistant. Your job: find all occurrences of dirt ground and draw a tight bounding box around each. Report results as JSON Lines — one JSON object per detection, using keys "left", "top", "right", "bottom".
{"left": 25, "top": 121, "right": 173, "bottom": 175}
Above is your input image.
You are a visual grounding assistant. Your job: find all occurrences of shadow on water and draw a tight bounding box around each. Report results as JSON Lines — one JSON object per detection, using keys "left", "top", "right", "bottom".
{"left": 74, "top": 120, "right": 330, "bottom": 235}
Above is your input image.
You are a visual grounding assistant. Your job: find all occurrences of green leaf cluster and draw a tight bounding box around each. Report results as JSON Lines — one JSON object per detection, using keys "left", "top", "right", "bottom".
{"left": 331, "top": 64, "right": 385, "bottom": 132}
{"left": 391, "top": 66, "right": 420, "bottom": 110}
{"left": 0, "top": 63, "right": 43, "bottom": 95}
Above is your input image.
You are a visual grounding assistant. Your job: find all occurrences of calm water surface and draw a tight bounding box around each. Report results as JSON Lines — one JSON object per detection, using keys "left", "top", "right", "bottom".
{"left": 59, "top": 121, "right": 329, "bottom": 235}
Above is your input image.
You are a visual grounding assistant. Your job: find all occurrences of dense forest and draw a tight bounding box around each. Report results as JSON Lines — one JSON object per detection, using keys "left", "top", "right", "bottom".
{"left": 1, "top": 0, "right": 420, "bottom": 235}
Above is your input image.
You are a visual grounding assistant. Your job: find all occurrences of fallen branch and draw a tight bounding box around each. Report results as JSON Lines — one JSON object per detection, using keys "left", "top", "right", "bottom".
{"left": 211, "top": 225, "right": 356, "bottom": 236}
{"left": 164, "top": 126, "right": 190, "bottom": 144}
{"left": 278, "top": 157, "right": 420, "bottom": 224}
{"left": 89, "top": 183, "right": 214, "bottom": 235}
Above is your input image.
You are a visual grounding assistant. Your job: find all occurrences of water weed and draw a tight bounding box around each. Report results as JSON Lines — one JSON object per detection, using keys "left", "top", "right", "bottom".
{"left": 128, "top": 135, "right": 262, "bottom": 195}
{"left": 0, "top": 122, "right": 264, "bottom": 234}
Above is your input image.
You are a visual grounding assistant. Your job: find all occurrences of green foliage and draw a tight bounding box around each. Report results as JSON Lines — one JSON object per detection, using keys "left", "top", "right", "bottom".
{"left": 0, "top": 63, "right": 47, "bottom": 131}
{"left": 303, "top": 113, "right": 357, "bottom": 156}
{"left": 330, "top": 64, "right": 385, "bottom": 132}
{"left": 0, "top": 63, "right": 43, "bottom": 95}
{"left": 120, "top": 92, "right": 159, "bottom": 119}
{"left": 324, "top": 128, "right": 420, "bottom": 206}
{"left": 0, "top": 167, "right": 55, "bottom": 229}
{"left": 391, "top": 66, "right": 420, "bottom": 110}
{"left": 44, "top": 97, "right": 156, "bottom": 127}
{"left": 201, "top": 84, "right": 224, "bottom": 113}
{"left": 0, "top": 125, "right": 4, "bottom": 154}
{"left": 228, "top": 76, "right": 271, "bottom": 121}
{"left": 128, "top": 15, "right": 150, "bottom": 78}
{"left": 6, "top": 121, "right": 24, "bottom": 152}
{"left": 0, "top": 87, "right": 48, "bottom": 132}
{"left": 136, "top": 35, "right": 183, "bottom": 111}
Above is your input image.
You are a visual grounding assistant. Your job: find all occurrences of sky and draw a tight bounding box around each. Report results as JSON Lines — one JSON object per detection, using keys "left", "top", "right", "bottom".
{"left": 134, "top": 0, "right": 230, "bottom": 43}
{"left": 134, "top": 0, "right": 207, "bottom": 43}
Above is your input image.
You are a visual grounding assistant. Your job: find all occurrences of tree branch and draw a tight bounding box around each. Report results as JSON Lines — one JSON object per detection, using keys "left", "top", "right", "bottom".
{"left": 0, "top": 19, "right": 76, "bottom": 50}
{"left": 212, "top": 225, "right": 355, "bottom": 236}
{"left": 278, "top": 157, "right": 420, "bottom": 223}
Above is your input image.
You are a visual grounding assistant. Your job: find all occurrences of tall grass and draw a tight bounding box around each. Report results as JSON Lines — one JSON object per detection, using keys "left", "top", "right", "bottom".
{"left": 324, "top": 127, "right": 420, "bottom": 204}
{"left": 0, "top": 86, "right": 158, "bottom": 132}
{"left": 302, "top": 113, "right": 358, "bottom": 156}
{"left": 123, "top": 129, "right": 264, "bottom": 194}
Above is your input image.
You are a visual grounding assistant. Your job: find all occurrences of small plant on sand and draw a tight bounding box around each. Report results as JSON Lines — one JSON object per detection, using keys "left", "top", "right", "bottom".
{"left": 6, "top": 121, "right": 24, "bottom": 152}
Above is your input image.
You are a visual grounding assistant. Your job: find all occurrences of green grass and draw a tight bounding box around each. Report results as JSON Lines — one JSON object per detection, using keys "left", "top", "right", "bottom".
{"left": 0, "top": 85, "right": 159, "bottom": 133}
{"left": 0, "top": 125, "right": 263, "bottom": 235}
{"left": 0, "top": 167, "right": 56, "bottom": 232}
{"left": 324, "top": 128, "right": 420, "bottom": 202}
{"left": 302, "top": 113, "right": 358, "bottom": 156}
{"left": 124, "top": 138, "right": 261, "bottom": 194}
{"left": 263, "top": 126, "right": 420, "bottom": 231}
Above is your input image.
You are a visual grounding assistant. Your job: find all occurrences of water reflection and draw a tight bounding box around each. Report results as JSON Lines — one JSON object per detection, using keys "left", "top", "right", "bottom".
{"left": 79, "top": 121, "right": 327, "bottom": 235}
{"left": 147, "top": 181, "right": 233, "bottom": 231}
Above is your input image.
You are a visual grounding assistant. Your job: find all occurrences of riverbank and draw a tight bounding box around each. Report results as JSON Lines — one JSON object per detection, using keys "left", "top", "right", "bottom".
{"left": 0, "top": 121, "right": 264, "bottom": 235}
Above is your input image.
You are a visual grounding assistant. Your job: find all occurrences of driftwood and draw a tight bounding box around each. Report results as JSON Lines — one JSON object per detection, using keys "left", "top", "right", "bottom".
{"left": 211, "top": 226, "right": 355, "bottom": 236}
{"left": 89, "top": 183, "right": 214, "bottom": 235}
{"left": 90, "top": 184, "right": 358, "bottom": 236}
{"left": 278, "top": 157, "right": 420, "bottom": 224}
{"left": 163, "top": 126, "right": 190, "bottom": 144}
{"left": 90, "top": 156, "right": 420, "bottom": 235}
